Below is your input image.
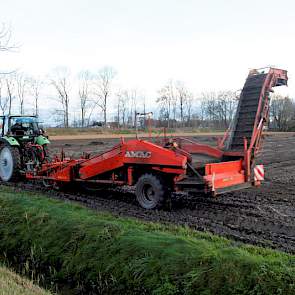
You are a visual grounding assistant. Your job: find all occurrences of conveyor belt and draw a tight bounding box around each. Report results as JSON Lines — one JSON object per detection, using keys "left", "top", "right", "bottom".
{"left": 227, "top": 73, "right": 268, "bottom": 151}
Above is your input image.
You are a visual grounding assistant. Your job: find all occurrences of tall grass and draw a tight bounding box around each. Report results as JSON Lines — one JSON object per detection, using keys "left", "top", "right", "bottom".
{"left": 0, "top": 264, "right": 51, "bottom": 295}
{"left": 0, "top": 186, "right": 294, "bottom": 294}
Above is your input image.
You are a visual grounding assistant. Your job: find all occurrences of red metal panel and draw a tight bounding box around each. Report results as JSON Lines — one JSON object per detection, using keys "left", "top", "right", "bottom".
{"left": 48, "top": 160, "right": 80, "bottom": 182}
{"left": 173, "top": 137, "right": 223, "bottom": 159}
{"left": 204, "top": 172, "right": 245, "bottom": 190}
{"left": 78, "top": 145, "right": 124, "bottom": 179}
{"left": 205, "top": 160, "right": 243, "bottom": 175}
{"left": 122, "top": 139, "right": 187, "bottom": 168}
{"left": 77, "top": 139, "right": 187, "bottom": 180}
{"left": 151, "top": 166, "right": 186, "bottom": 175}
{"left": 180, "top": 143, "right": 223, "bottom": 159}
{"left": 204, "top": 160, "right": 245, "bottom": 190}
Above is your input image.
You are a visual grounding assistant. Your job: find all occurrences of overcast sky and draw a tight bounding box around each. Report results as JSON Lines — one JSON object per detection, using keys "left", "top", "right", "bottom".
{"left": 1, "top": 0, "right": 293, "bottom": 113}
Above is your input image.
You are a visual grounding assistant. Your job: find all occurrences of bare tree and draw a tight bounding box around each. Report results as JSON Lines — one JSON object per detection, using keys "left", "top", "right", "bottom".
{"left": 129, "top": 89, "right": 138, "bottom": 128}
{"left": 93, "top": 66, "right": 116, "bottom": 127}
{"left": 0, "top": 24, "right": 16, "bottom": 114}
{"left": 175, "top": 81, "right": 194, "bottom": 126}
{"left": 185, "top": 95, "right": 194, "bottom": 126}
{"left": 15, "top": 72, "right": 29, "bottom": 115}
{"left": 5, "top": 75, "right": 15, "bottom": 116}
{"left": 200, "top": 98, "right": 206, "bottom": 124}
{"left": 116, "top": 90, "right": 129, "bottom": 128}
{"left": 28, "top": 77, "right": 43, "bottom": 116}
{"left": 78, "top": 70, "right": 93, "bottom": 127}
{"left": 201, "top": 91, "right": 236, "bottom": 129}
{"left": 115, "top": 92, "right": 121, "bottom": 127}
{"left": 0, "top": 23, "right": 16, "bottom": 52}
{"left": 216, "top": 91, "right": 236, "bottom": 128}
{"left": 51, "top": 109, "right": 65, "bottom": 127}
{"left": 176, "top": 82, "right": 185, "bottom": 125}
{"left": 270, "top": 95, "right": 295, "bottom": 131}
{"left": 157, "top": 80, "right": 176, "bottom": 128}
{"left": 157, "top": 80, "right": 195, "bottom": 128}
{"left": 0, "top": 76, "right": 9, "bottom": 115}
{"left": 50, "top": 67, "right": 71, "bottom": 128}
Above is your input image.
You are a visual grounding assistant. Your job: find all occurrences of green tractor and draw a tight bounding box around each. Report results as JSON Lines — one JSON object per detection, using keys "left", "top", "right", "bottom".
{"left": 0, "top": 115, "right": 50, "bottom": 182}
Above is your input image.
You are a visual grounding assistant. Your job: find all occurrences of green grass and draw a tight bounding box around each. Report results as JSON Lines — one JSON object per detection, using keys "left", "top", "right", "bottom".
{"left": 46, "top": 127, "right": 170, "bottom": 136}
{"left": 46, "top": 127, "right": 105, "bottom": 136}
{"left": 0, "top": 186, "right": 294, "bottom": 294}
{"left": 0, "top": 265, "right": 51, "bottom": 295}
{"left": 45, "top": 127, "right": 226, "bottom": 137}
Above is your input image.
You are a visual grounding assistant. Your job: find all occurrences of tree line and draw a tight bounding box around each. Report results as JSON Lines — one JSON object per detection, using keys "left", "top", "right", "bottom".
{"left": 0, "top": 68, "right": 294, "bottom": 131}
{"left": 0, "top": 68, "right": 239, "bottom": 129}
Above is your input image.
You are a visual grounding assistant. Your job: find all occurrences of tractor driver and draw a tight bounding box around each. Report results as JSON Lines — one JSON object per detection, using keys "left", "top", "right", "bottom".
{"left": 11, "top": 120, "right": 28, "bottom": 135}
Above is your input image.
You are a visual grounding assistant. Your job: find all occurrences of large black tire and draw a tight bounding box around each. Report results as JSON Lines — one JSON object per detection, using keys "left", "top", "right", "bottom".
{"left": 0, "top": 145, "right": 21, "bottom": 182}
{"left": 135, "top": 174, "right": 167, "bottom": 209}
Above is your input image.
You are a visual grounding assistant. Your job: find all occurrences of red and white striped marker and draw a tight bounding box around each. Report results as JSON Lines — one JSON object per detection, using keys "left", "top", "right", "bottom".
{"left": 254, "top": 165, "right": 264, "bottom": 181}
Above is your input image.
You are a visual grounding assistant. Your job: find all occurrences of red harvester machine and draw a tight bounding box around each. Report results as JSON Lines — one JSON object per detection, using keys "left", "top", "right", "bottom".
{"left": 24, "top": 68, "right": 287, "bottom": 209}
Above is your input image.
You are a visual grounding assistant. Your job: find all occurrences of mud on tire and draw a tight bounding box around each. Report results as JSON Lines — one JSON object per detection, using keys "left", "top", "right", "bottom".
{"left": 135, "top": 174, "right": 167, "bottom": 209}
{"left": 0, "top": 145, "right": 21, "bottom": 182}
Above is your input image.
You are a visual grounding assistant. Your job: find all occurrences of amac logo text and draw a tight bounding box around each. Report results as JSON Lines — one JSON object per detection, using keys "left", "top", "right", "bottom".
{"left": 125, "top": 151, "right": 152, "bottom": 158}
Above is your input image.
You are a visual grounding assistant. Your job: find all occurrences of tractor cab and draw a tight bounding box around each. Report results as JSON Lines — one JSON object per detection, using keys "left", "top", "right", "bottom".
{"left": 0, "top": 115, "right": 47, "bottom": 144}
{"left": 8, "top": 116, "right": 42, "bottom": 137}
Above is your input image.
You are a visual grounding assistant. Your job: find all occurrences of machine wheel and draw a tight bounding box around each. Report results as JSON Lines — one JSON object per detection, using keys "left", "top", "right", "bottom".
{"left": 136, "top": 174, "right": 167, "bottom": 209}
{"left": 0, "top": 145, "right": 21, "bottom": 182}
{"left": 42, "top": 179, "right": 54, "bottom": 188}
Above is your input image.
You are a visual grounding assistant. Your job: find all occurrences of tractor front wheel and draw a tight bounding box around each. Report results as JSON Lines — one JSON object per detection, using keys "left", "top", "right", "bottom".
{"left": 0, "top": 145, "right": 21, "bottom": 182}
{"left": 135, "top": 174, "right": 167, "bottom": 209}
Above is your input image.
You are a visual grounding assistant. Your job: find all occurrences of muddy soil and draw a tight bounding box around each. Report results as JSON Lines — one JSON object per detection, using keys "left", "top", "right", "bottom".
{"left": 18, "top": 134, "right": 295, "bottom": 253}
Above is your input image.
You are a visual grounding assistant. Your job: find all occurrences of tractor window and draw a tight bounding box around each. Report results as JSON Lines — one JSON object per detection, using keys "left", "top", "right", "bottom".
{"left": 10, "top": 117, "right": 39, "bottom": 135}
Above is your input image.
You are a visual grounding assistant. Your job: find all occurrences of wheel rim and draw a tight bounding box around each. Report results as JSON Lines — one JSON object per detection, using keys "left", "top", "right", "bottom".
{"left": 42, "top": 179, "right": 53, "bottom": 188}
{"left": 141, "top": 183, "right": 157, "bottom": 207}
{"left": 0, "top": 147, "right": 14, "bottom": 181}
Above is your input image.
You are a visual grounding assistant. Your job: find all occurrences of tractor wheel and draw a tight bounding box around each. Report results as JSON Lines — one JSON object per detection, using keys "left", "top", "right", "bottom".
{"left": 0, "top": 145, "right": 21, "bottom": 182}
{"left": 135, "top": 174, "right": 167, "bottom": 209}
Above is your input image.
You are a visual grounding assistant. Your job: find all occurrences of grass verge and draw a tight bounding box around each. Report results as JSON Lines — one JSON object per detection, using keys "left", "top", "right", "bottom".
{"left": 46, "top": 127, "right": 226, "bottom": 137}
{"left": 0, "top": 186, "right": 294, "bottom": 294}
{"left": 0, "top": 264, "right": 51, "bottom": 295}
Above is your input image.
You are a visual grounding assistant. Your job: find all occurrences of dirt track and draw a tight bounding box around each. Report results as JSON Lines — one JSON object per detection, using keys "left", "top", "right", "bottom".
{"left": 49, "top": 131, "right": 223, "bottom": 141}
{"left": 13, "top": 134, "right": 295, "bottom": 253}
